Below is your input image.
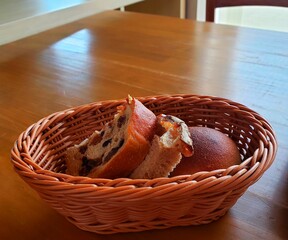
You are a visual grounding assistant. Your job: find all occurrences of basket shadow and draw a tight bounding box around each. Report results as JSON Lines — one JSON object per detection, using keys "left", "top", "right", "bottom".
{"left": 98, "top": 214, "right": 232, "bottom": 240}
{"left": 11, "top": 198, "right": 231, "bottom": 240}
{"left": 12, "top": 207, "right": 230, "bottom": 240}
{"left": 271, "top": 158, "right": 288, "bottom": 240}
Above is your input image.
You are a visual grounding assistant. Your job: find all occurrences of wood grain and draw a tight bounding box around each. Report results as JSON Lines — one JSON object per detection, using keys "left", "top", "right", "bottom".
{"left": 0, "top": 10, "right": 287, "bottom": 240}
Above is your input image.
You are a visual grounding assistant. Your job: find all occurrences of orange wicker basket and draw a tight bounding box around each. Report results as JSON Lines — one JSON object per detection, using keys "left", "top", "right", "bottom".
{"left": 11, "top": 94, "right": 277, "bottom": 234}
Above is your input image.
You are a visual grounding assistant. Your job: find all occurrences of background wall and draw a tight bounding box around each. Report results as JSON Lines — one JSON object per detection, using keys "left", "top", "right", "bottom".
{"left": 125, "top": 0, "right": 182, "bottom": 18}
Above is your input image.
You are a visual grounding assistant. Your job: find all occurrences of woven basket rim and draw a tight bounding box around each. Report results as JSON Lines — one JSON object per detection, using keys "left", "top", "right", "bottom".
{"left": 10, "top": 94, "right": 278, "bottom": 188}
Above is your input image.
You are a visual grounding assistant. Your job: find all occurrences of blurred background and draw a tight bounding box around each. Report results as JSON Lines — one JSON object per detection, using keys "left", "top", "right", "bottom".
{"left": 1, "top": 0, "right": 288, "bottom": 46}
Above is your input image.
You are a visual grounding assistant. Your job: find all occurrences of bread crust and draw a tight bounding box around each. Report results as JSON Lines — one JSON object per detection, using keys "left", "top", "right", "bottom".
{"left": 65, "top": 97, "right": 157, "bottom": 179}
{"left": 170, "top": 127, "right": 241, "bottom": 176}
{"left": 88, "top": 130, "right": 149, "bottom": 178}
{"left": 130, "top": 114, "right": 193, "bottom": 179}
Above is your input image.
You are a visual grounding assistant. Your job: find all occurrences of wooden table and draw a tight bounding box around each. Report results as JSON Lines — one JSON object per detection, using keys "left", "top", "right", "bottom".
{"left": 0, "top": 10, "right": 287, "bottom": 240}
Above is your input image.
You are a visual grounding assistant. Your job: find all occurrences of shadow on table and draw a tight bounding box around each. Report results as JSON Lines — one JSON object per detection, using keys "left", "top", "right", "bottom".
{"left": 272, "top": 158, "right": 288, "bottom": 240}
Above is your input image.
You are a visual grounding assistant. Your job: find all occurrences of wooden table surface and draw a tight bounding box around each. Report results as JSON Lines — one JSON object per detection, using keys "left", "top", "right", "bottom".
{"left": 0, "top": 10, "right": 287, "bottom": 240}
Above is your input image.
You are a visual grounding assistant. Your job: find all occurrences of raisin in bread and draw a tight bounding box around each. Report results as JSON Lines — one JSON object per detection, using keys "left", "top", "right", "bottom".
{"left": 65, "top": 96, "right": 157, "bottom": 179}
{"left": 130, "top": 114, "right": 194, "bottom": 179}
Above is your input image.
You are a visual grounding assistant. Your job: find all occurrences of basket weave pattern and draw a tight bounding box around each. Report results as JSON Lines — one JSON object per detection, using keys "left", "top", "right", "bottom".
{"left": 11, "top": 95, "right": 277, "bottom": 234}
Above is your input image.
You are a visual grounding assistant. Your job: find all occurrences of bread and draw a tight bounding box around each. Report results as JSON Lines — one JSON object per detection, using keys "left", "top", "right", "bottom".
{"left": 65, "top": 96, "right": 157, "bottom": 179}
{"left": 170, "top": 126, "right": 241, "bottom": 176}
{"left": 130, "top": 114, "right": 194, "bottom": 179}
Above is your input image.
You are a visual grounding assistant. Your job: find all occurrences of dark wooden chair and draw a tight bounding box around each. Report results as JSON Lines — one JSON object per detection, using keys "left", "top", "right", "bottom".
{"left": 206, "top": 0, "right": 288, "bottom": 22}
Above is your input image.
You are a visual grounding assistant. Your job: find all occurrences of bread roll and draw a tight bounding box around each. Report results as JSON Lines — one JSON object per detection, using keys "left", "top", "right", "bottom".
{"left": 170, "top": 126, "right": 241, "bottom": 176}
{"left": 66, "top": 96, "right": 157, "bottom": 179}
{"left": 130, "top": 114, "right": 193, "bottom": 179}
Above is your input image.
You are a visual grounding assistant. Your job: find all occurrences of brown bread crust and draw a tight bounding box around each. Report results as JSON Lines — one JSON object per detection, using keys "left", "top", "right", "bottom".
{"left": 170, "top": 127, "right": 241, "bottom": 176}
{"left": 130, "top": 114, "right": 193, "bottom": 179}
{"left": 66, "top": 97, "right": 157, "bottom": 179}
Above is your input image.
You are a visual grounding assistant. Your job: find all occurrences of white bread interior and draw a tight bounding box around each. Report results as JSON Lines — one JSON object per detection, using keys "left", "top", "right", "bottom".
{"left": 130, "top": 114, "right": 193, "bottom": 179}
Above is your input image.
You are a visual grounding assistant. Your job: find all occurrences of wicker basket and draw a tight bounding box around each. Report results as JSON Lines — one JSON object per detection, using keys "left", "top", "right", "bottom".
{"left": 11, "top": 94, "right": 277, "bottom": 234}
